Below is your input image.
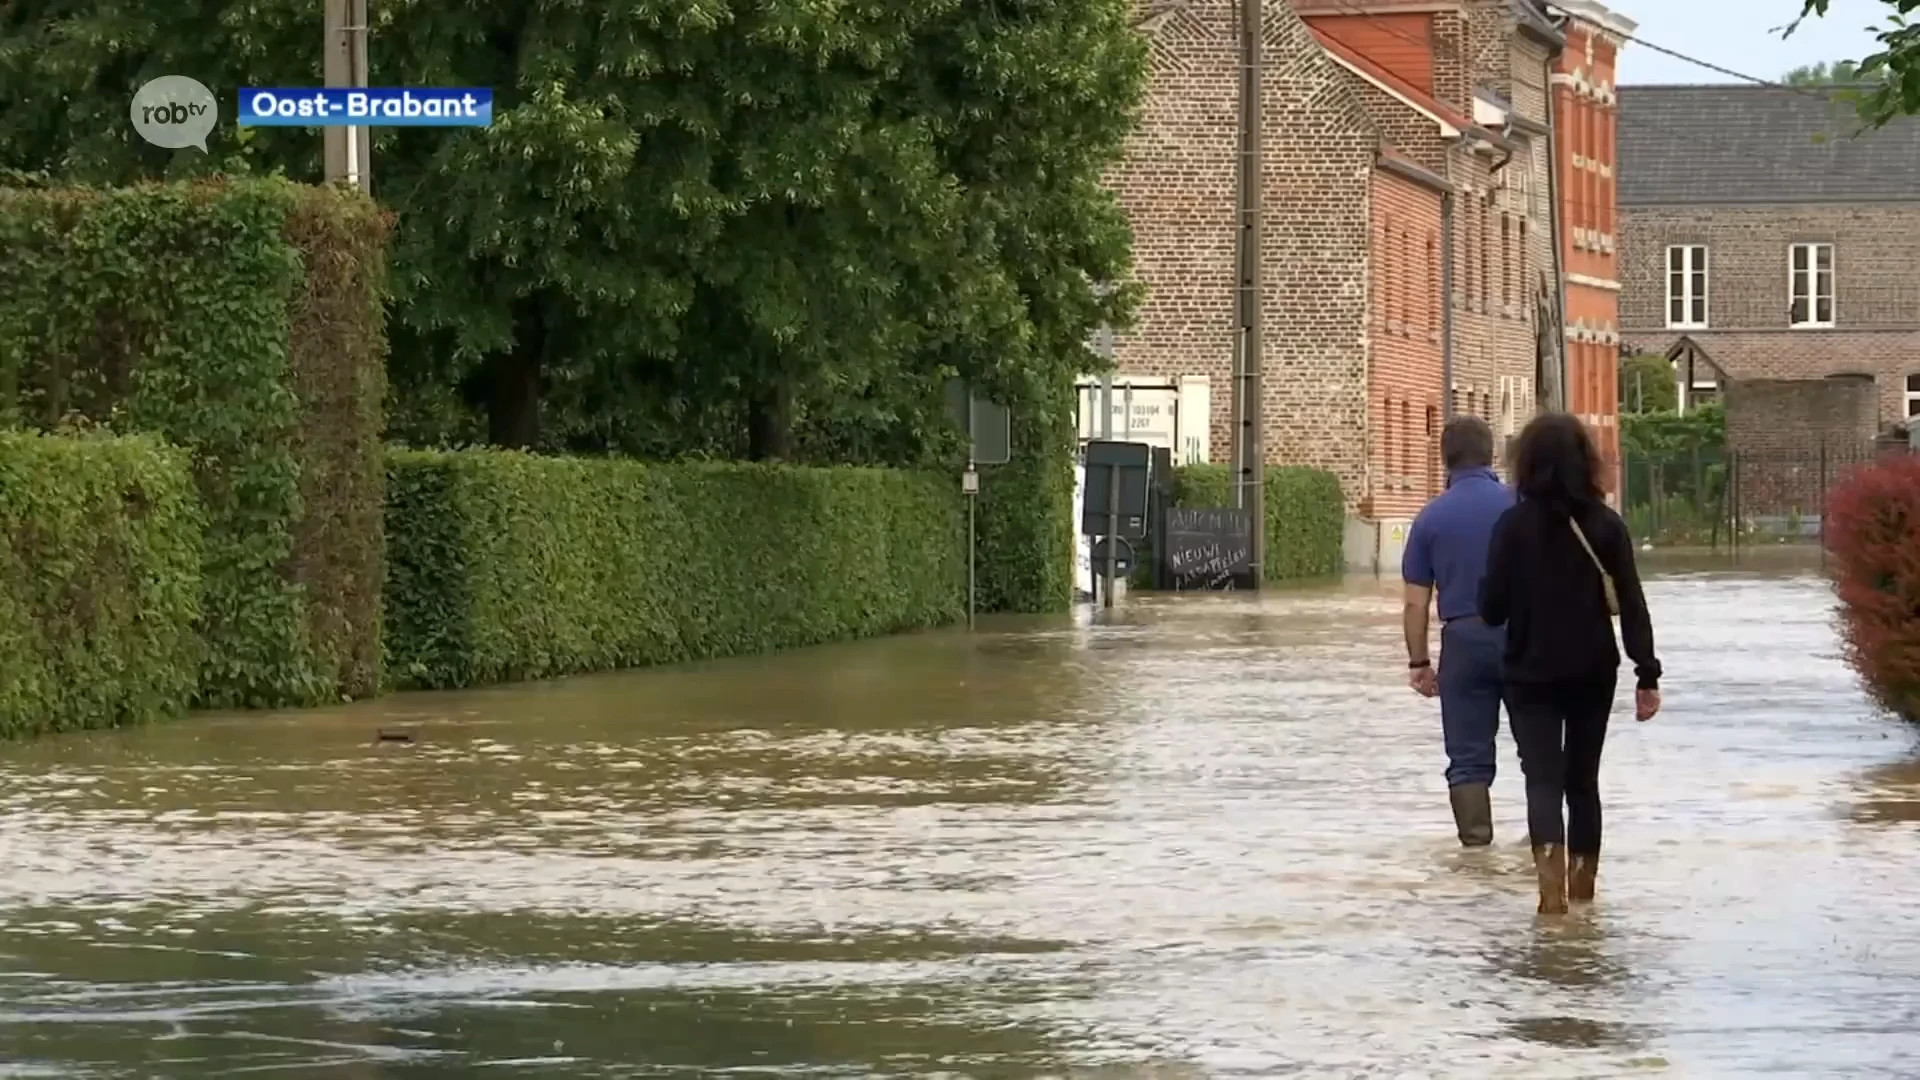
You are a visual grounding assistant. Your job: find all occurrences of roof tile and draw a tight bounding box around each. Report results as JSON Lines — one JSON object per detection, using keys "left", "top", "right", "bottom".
{"left": 1619, "top": 85, "right": 1920, "bottom": 206}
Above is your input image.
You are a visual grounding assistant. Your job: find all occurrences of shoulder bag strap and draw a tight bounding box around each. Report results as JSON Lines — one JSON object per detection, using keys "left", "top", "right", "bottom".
{"left": 1568, "top": 518, "right": 1621, "bottom": 616}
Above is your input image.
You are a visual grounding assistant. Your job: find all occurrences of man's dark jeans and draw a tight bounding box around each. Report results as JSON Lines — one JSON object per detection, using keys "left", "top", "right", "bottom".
{"left": 1438, "top": 617, "right": 1505, "bottom": 787}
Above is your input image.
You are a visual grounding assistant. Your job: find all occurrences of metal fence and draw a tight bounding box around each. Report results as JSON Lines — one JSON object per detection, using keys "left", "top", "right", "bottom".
{"left": 1620, "top": 442, "right": 1899, "bottom": 550}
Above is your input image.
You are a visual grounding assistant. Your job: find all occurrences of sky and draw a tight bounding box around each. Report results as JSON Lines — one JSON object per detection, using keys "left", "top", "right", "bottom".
{"left": 1609, "top": 0, "right": 1887, "bottom": 84}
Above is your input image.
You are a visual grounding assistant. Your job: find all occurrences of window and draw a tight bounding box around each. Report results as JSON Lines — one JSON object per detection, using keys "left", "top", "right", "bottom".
{"left": 1790, "top": 242, "right": 1834, "bottom": 327}
{"left": 1426, "top": 235, "right": 1437, "bottom": 332}
{"left": 1479, "top": 203, "right": 1491, "bottom": 310}
{"left": 1519, "top": 218, "right": 1529, "bottom": 293}
{"left": 1426, "top": 406, "right": 1440, "bottom": 495}
{"left": 1666, "top": 245, "right": 1707, "bottom": 328}
{"left": 1398, "top": 228, "right": 1410, "bottom": 329}
{"left": 1907, "top": 373, "right": 1920, "bottom": 419}
{"left": 1399, "top": 400, "right": 1411, "bottom": 477}
{"left": 1501, "top": 214, "right": 1512, "bottom": 311}
{"left": 1463, "top": 203, "right": 1476, "bottom": 306}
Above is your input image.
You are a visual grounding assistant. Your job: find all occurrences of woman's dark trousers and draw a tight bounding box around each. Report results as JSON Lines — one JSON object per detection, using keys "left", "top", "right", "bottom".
{"left": 1505, "top": 674, "right": 1617, "bottom": 854}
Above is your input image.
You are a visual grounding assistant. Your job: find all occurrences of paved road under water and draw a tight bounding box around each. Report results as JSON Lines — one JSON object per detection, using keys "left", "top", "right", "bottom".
{"left": 3, "top": 556, "right": 1918, "bottom": 1077}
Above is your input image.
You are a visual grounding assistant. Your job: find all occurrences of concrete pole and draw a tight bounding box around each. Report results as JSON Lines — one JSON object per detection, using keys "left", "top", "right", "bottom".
{"left": 1235, "top": 0, "right": 1266, "bottom": 586}
{"left": 323, "top": 0, "right": 371, "bottom": 191}
{"left": 1096, "top": 325, "right": 1116, "bottom": 440}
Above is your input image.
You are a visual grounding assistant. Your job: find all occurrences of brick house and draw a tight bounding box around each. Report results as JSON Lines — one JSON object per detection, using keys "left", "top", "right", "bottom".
{"left": 1110, "top": 0, "right": 1579, "bottom": 568}
{"left": 1304, "top": 0, "right": 1566, "bottom": 458}
{"left": 1110, "top": 0, "right": 1383, "bottom": 568}
{"left": 1618, "top": 85, "right": 1920, "bottom": 454}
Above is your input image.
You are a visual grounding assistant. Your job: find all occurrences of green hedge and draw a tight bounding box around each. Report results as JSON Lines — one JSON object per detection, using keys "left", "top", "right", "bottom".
{"left": 0, "top": 180, "right": 389, "bottom": 707}
{"left": 974, "top": 406, "right": 1076, "bottom": 614}
{"left": 1158, "top": 463, "right": 1345, "bottom": 583}
{"left": 0, "top": 431, "right": 202, "bottom": 738}
{"left": 384, "top": 451, "right": 965, "bottom": 690}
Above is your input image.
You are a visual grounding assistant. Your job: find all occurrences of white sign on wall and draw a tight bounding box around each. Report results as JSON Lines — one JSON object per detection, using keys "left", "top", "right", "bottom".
{"left": 1074, "top": 374, "right": 1210, "bottom": 464}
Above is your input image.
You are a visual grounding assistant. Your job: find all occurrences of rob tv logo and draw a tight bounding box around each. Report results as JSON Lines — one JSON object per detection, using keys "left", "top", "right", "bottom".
{"left": 141, "top": 99, "right": 210, "bottom": 126}
{"left": 130, "top": 76, "right": 220, "bottom": 152}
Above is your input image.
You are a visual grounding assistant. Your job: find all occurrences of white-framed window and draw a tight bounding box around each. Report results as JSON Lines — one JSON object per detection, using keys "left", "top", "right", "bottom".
{"left": 1907, "top": 373, "right": 1920, "bottom": 419}
{"left": 1790, "top": 242, "right": 1835, "bottom": 327}
{"left": 1666, "top": 245, "right": 1707, "bottom": 328}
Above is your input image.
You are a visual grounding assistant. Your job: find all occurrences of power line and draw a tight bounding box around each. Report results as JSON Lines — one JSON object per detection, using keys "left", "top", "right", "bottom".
{"left": 1316, "top": 0, "right": 1870, "bottom": 187}
{"left": 1539, "top": 2, "right": 1850, "bottom": 101}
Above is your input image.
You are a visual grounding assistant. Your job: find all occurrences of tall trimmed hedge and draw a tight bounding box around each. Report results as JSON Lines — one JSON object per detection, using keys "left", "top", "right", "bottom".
{"left": 1165, "top": 463, "right": 1345, "bottom": 582}
{"left": 0, "top": 431, "right": 202, "bottom": 738}
{"left": 974, "top": 408, "right": 1077, "bottom": 614}
{"left": 0, "top": 180, "right": 389, "bottom": 707}
{"left": 384, "top": 451, "right": 965, "bottom": 690}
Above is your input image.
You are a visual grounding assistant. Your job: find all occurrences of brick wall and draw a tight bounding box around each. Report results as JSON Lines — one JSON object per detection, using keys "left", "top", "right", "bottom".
{"left": 1724, "top": 376, "right": 1879, "bottom": 516}
{"left": 1112, "top": 0, "right": 1379, "bottom": 511}
{"left": 1466, "top": 1, "right": 1510, "bottom": 98}
{"left": 1371, "top": 168, "right": 1447, "bottom": 517}
{"left": 1432, "top": 12, "right": 1470, "bottom": 107}
{"left": 1620, "top": 202, "right": 1920, "bottom": 424}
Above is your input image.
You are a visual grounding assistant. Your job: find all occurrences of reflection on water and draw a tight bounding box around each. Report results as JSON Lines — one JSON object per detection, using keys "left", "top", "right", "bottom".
{"left": 2, "top": 560, "right": 1918, "bottom": 1076}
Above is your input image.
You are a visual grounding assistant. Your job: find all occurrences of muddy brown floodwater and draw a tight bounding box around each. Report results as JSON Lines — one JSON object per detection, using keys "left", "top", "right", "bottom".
{"left": 2, "top": 556, "right": 1918, "bottom": 1077}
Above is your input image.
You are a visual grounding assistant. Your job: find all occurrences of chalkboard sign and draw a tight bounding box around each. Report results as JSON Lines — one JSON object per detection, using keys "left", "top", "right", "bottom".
{"left": 1160, "top": 506, "right": 1254, "bottom": 591}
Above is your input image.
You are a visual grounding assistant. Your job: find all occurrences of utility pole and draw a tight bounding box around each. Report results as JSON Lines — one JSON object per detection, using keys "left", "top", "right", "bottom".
{"left": 1234, "top": 0, "right": 1267, "bottom": 586}
{"left": 323, "top": 0, "right": 371, "bottom": 191}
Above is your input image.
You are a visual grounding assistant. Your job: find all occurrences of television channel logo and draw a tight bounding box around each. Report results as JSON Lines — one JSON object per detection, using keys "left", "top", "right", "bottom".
{"left": 131, "top": 76, "right": 219, "bottom": 152}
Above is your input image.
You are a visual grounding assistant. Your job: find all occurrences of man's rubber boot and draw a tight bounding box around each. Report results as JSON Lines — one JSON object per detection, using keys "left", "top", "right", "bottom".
{"left": 1534, "top": 843, "right": 1569, "bottom": 914}
{"left": 1568, "top": 853, "right": 1598, "bottom": 903}
{"left": 1448, "top": 782, "right": 1494, "bottom": 846}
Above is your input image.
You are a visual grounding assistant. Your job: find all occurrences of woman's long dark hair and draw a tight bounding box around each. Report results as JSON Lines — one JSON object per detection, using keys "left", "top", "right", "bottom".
{"left": 1511, "top": 412, "right": 1605, "bottom": 510}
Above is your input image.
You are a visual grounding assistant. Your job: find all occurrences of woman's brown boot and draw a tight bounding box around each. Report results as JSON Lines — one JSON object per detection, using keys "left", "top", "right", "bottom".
{"left": 1568, "top": 854, "right": 1598, "bottom": 903}
{"left": 1533, "top": 843, "right": 1568, "bottom": 914}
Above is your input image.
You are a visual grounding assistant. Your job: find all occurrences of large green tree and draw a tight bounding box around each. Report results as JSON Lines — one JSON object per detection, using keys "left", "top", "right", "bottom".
{"left": 1792, "top": 1, "right": 1920, "bottom": 125}
{"left": 0, "top": 0, "right": 1144, "bottom": 461}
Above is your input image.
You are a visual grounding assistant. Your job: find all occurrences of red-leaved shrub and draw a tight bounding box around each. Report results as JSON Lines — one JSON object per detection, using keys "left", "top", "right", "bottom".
{"left": 1825, "top": 453, "right": 1920, "bottom": 723}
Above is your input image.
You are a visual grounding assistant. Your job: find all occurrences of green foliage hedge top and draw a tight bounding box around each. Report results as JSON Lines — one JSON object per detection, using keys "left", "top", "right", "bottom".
{"left": 384, "top": 451, "right": 965, "bottom": 690}
{"left": 1167, "top": 463, "right": 1346, "bottom": 582}
{"left": 0, "top": 0, "right": 1148, "bottom": 468}
{"left": 0, "top": 179, "right": 389, "bottom": 708}
{"left": 0, "top": 430, "right": 202, "bottom": 739}
{"left": 1622, "top": 399, "right": 1725, "bottom": 459}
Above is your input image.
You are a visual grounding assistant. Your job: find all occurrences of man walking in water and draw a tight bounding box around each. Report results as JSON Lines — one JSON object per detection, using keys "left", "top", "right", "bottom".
{"left": 1401, "top": 415, "right": 1514, "bottom": 846}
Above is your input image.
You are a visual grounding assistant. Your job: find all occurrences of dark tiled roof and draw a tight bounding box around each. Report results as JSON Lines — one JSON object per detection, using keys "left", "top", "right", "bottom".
{"left": 1619, "top": 84, "right": 1920, "bottom": 205}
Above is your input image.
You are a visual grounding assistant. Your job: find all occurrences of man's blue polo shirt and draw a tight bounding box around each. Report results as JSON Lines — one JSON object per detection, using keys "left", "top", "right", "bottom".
{"left": 1401, "top": 466, "right": 1515, "bottom": 622}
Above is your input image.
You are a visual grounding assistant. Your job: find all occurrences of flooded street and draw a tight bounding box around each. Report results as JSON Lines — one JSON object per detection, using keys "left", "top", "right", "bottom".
{"left": 3, "top": 559, "right": 1918, "bottom": 1077}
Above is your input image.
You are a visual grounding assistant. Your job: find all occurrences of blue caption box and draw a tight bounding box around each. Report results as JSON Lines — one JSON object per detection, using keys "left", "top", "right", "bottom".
{"left": 237, "top": 88, "right": 492, "bottom": 127}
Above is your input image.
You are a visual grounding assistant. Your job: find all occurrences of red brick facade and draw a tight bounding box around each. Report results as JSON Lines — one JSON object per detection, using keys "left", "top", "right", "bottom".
{"left": 1550, "top": 2, "right": 1632, "bottom": 499}
{"left": 1370, "top": 163, "right": 1447, "bottom": 517}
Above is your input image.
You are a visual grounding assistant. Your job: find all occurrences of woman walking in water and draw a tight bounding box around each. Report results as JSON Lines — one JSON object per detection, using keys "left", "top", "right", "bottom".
{"left": 1478, "top": 413, "right": 1661, "bottom": 914}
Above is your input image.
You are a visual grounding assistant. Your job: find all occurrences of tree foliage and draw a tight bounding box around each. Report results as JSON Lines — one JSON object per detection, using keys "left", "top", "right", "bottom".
{"left": 1791, "top": 1, "right": 1920, "bottom": 125}
{"left": 1621, "top": 398, "right": 1724, "bottom": 459}
{"left": 1783, "top": 59, "right": 1866, "bottom": 84}
{"left": 0, "top": 0, "right": 1146, "bottom": 462}
{"left": 1620, "top": 353, "right": 1679, "bottom": 414}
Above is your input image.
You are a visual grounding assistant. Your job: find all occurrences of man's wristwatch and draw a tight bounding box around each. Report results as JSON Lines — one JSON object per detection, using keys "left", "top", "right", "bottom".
{"left": 1408, "top": 659, "right": 1431, "bottom": 670}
